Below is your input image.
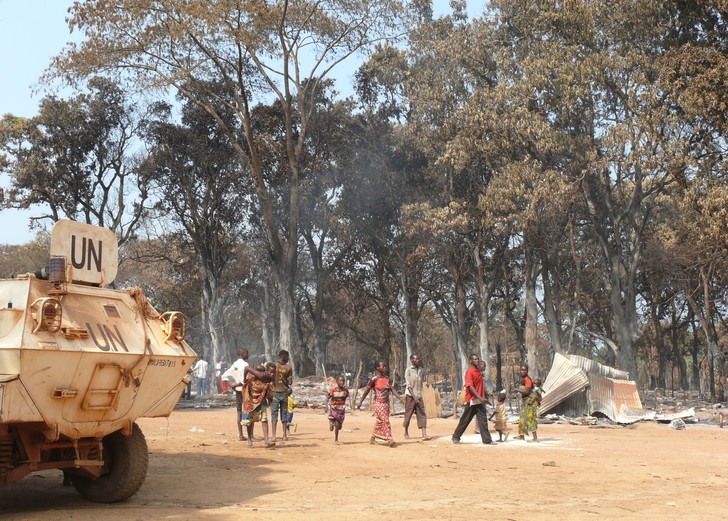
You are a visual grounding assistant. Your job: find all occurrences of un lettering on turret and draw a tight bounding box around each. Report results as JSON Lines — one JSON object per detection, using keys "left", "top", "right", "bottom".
{"left": 49, "top": 220, "right": 119, "bottom": 287}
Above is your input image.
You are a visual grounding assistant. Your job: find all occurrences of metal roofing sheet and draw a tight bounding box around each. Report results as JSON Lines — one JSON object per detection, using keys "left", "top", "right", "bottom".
{"left": 588, "top": 373, "right": 655, "bottom": 423}
{"left": 538, "top": 353, "right": 654, "bottom": 423}
{"left": 540, "top": 353, "right": 589, "bottom": 416}
{"left": 569, "top": 354, "right": 631, "bottom": 380}
{"left": 545, "top": 392, "right": 589, "bottom": 418}
{"left": 653, "top": 407, "right": 695, "bottom": 422}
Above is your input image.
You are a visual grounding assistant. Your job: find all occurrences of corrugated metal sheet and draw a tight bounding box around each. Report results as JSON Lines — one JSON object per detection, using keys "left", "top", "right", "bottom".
{"left": 546, "top": 392, "right": 589, "bottom": 418}
{"left": 540, "top": 353, "right": 589, "bottom": 416}
{"left": 654, "top": 408, "right": 695, "bottom": 422}
{"left": 587, "top": 373, "right": 655, "bottom": 423}
{"left": 569, "top": 354, "right": 631, "bottom": 380}
{"left": 538, "top": 353, "right": 654, "bottom": 424}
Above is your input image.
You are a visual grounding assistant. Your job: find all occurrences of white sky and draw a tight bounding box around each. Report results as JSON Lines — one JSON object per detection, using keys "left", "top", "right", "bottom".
{"left": 0, "top": 0, "right": 75, "bottom": 244}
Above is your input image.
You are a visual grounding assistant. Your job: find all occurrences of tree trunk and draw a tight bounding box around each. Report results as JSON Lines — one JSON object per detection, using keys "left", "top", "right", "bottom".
{"left": 313, "top": 329, "right": 328, "bottom": 378}
{"left": 304, "top": 275, "right": 328, "bottom": 377}
{"left": 199, "top": 293, "right": 209, "bottom": 360}
{"left": 540, "top": 249, "right": 563, "bottom": 355}
{"left": 687, "top": 281, "right": 725, "bottom": 401}
{"left": 688, "top": 315, "right": 701, "bottom": 393}
{"left": 202, "top": 271, "right": 228, "bottom": 382}
{"left": 434, "top": 289, "right": 469, "bottom": 387}
{"left": 260, "top": 279, "right": 277, "bottom": 363}
{"left": 669, "top": 304, "right": 688, "bottom": 390}
{"left": 524, "top": 246, "right": 540, "bottom": 378}
{"left": 474, "top": 241, "right": 499, "bottom": 392}
{"left": 278, "top": 280, "right": 297, "bottom": 376}
{"left": 450, "top": 321, "right": 468, "bottom": 389}
{"left": 649, "top": 303, "right": 667, "bottom": 390}
{"left": 582, "top": 169, "right": 643, "bottom": 381}
{"left": 206, "top": 293, "right": 228, "bottom": 375}
{"left": 251, "top": 136, "right": 299, "bottom": 375}
{"left": 454, "top": 268, "right": 470, "bottom": 386}
{"left": 495, "top": 341, "right": 503, "bottom": 392}
{"left": 477, "top": 308, "right": 493, "bottom": 391}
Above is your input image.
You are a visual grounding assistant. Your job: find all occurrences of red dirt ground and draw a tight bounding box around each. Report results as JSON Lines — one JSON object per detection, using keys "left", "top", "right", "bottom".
{"left": 1, "top": 406, "right": 726, "bottom": 520}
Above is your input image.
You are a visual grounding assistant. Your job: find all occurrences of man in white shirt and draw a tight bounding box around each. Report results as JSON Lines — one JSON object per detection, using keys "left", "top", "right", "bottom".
{"left": 192, "top": 358, "right": 210, "bottom": 398}
{"left": 222, "top": 348, "right": 250, "bottom": 440}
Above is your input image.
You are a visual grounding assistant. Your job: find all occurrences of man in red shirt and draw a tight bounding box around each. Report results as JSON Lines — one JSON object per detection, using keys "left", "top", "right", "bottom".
{"left": 452, "top": 354, "right": 493, "bottom": 444}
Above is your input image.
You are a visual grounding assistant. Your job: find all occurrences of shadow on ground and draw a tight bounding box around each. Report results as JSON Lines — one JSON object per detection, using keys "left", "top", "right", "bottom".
{"left": 0, "top": 449, "right": 275, "bottom": 516}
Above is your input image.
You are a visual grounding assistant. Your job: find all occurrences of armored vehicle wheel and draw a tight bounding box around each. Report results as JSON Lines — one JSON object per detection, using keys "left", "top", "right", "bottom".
{"left": 71, "top": 423, "right": 149, "bottom": 503}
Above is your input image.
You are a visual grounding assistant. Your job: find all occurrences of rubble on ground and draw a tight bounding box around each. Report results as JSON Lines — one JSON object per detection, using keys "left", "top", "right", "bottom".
{"left": 176, "top": 376, "right": 727, "bottom": 430}
{"left": 177, "top": 394, "right": 236, "bottom": 409}
{"left": 670, "top": 418, "right": 687, "bottom": 430}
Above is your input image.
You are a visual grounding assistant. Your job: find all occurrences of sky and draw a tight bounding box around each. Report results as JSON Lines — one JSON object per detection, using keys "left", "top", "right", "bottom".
{"left": 0, "top": 1, "right": 76, "bottom": 245}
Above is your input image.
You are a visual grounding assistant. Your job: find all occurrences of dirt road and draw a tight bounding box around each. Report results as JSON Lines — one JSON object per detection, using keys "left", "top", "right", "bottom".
{"left": 2, "top": 406, "right": 725, "bottom": 520}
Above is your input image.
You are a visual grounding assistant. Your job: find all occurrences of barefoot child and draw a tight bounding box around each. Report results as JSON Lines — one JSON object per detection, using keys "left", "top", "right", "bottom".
{"left": 325, "top": 376, "right": 349, "bottom": 445}
{"left": 488, "top": 391, "right": 510, "bottom": 442}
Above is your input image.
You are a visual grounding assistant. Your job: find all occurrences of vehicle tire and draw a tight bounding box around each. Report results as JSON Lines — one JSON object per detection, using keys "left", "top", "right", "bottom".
{"left": 71, "top": 423, "right": 149, "bottom": 503}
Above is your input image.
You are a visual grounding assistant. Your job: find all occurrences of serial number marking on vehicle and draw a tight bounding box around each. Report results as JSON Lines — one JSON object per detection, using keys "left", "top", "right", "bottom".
{"left": 149, "top": 358, "right": 176, "bottom": 367}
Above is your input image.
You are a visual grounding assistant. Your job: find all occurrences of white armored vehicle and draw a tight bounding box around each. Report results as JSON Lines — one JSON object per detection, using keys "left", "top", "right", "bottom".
{"left": 0, "top": 220, "right": 196, "bottom": 502}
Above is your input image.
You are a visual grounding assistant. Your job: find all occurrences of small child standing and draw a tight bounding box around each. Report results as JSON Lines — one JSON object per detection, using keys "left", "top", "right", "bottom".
{"left": 488, "top": 391, "right": 510, "bottom": 442}
{"left": 324, "top": 375, "right": 349, "bottom": 445}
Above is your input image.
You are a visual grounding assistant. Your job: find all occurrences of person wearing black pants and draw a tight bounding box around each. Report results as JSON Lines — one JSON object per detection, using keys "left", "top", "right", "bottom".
{"left": 452, "top": 354, "right": 493, "bottom": 444}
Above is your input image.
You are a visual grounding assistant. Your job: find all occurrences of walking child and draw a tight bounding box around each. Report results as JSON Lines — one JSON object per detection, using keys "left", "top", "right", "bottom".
{"left": 325, "top": 375, "right": 349, "bottom": 445}
{"left": 488, "top": 391, "right": 510, "bottom": 442}
{"left": 285, "top": 394, "right": 296, "bottom": 436}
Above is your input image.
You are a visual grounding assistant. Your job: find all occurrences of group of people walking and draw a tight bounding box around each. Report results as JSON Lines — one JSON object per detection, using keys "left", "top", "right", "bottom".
{"left": 349, "top": 353, "right": 541, "bottom": 447}
{"left": 322, "top": 353, "right": 540, "bottom": 448}
{"left": 319, "top": 356, "right": 431, "bottom": 448}
{"left": 212, "top": 348, "right": 540, "bottom": 448}
{"left": 453, "top": 354, "right": 542, "bottom": 444}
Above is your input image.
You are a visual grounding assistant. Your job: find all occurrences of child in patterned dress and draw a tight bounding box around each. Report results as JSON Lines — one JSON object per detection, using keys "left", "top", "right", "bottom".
{"left": 325, "top": 376, "right": 349, "bottom": 445}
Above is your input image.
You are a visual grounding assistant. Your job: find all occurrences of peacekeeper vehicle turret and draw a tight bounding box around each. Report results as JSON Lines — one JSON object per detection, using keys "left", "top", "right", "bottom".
{"left": 0, "top": 220, "right": 196, "bottom": 502}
